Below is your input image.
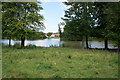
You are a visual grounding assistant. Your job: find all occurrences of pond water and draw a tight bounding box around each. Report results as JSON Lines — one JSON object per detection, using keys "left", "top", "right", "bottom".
{"left": 0, "top": 38, "right": 118, "bottom": 49}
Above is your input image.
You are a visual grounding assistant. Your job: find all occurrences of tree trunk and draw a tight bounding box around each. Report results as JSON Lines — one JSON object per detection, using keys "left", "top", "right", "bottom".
{"left": 21, "top": 36, "right": 25, "bottom": 48}
{"left": 118, "top": 41, "right": 120, "bottom": 53}
{"left": 104, "top": 39, "right": 108, "bottom": 50}
{"left": 82, "top": 36, "right": 85, "bottom": 49}
{"left": 60, "top": 34, "right": 62, "bottom": 41}
{"left": 86, "top": 35, "right": 89, "bottom": 49}
{"left": 9, "top": 37, "right": 11, "bottom": 47}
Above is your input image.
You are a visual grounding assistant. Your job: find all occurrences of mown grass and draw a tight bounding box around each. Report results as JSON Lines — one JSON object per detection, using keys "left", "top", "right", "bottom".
{"left": 2, "top": 46, "right": 119, "bottom": 78}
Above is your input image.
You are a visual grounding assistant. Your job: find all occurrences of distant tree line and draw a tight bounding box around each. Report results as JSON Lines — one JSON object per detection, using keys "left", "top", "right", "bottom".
{"left": 61, "top": 2, "right": 120, "bottom": 50}
{"left": 27, "top": 32, "right": 46, "bottom": 40}
{"left": 2, "top": 2, "right": 45, "bottom": 47}
{"left": 47, "top": 32, "right": 53, "bottom": 38}
{"left": 2, "top": 31, "right": 46, "bottom": 40}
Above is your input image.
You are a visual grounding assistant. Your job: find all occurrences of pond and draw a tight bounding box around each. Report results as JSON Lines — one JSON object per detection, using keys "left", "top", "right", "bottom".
{"left": 0, "top": 38, "right": 118, "bottom": 49}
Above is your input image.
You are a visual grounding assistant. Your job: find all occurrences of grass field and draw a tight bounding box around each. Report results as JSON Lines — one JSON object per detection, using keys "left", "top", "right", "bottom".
{"left": 2, "top": 46, "right": 119, "bottom": 78}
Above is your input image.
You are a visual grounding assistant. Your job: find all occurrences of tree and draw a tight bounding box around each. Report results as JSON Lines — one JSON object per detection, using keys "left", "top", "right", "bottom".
{"left": 62, "top": 20, "right": 82, "bottom": 41}
{"left": 47, "top": 32, "right": 52, "bottom": 38}
{"left": 27, "top": 31, "right": 46, "bottom": 40}
{"left": 62, "top": 2, "right": 119, "bottom": 50}
{"left": 103, "top": 2, "right": 120, "bottom": 51}
{"left": 58, "top": 22, "right": 65, "bottom": 40}
{"left": 94, "top": 2, "right": 120, "bottom": 50}
{"left": 2, "top": 3, "right": 18, "bottom": 46}
{"left": 2, "top": 2, "right": 44, "bottom": 47}
{"left": 58, "top": 25, "right": 62, "bottom": 39}
{"left": 62, "top": 2, "right": 94, "bottom": 48}
{"left": 93, "top": 2, "right": 110, "bottom": 50}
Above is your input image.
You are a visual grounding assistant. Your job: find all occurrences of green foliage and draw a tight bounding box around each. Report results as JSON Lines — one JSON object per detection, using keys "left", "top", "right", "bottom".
{"left": 94, "top": 2, "right": 120, "bottom": 48}
{"left": 103, "top": 3, "right": 120, "bottom": 43}
{"left": 62, "top": 2, "right": 94, "bottom": 39}
{"left": 63, "top": 20, "right": 82, "bottom": 41}
{"left": 62, "top": 2, "right": 120, "bottom": 49}
{"left": 2, "top": 2, "right": 44, "bottom": 47}
{"left": 93, "top": 3, "right": 109, "bottom": 39}
{"left": 27, "top": 32, "right": 46, "bottom": 40}
{"left": 47, "top": 32, "right": 53, "bottom": 38}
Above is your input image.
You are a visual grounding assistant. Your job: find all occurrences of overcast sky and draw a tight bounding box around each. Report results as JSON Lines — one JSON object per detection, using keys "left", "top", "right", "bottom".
{"left": 40, "top": 2, "right": 66, "bottom": 33}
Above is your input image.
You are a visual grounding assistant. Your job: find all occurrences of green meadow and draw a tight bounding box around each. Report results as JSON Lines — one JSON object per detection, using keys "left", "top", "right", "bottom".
{"left": 2, "top": 47, "right": 118, "bottom": 78}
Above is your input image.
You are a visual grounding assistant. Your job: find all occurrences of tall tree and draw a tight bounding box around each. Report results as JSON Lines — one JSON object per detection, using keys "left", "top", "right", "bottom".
{"left": 62, "top": 20, "right": 82, "bottom": 41}
{"left": 58, "top": 22, "right": 65, "bottom": 40}
{"left": 94, "top": 2, "right": 109, "bottom": 50}
{"left": 62, "top": 2, "right": 94, "bottom": 48}
{"left": 2, "top": 2, "right": 44, "bottom": 47}
{"left": 94, "top": 2, "right": 120, "bottom": 50}
{"left": 2, "top": 3, "right": 17, "bottom": 46}
{"left": 103, "top": 2, "right": 120, "bottom": 51}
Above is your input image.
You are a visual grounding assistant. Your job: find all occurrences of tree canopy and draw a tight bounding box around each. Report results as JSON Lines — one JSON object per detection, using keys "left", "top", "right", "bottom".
{"left": 2, "top": 2, "right": 45, "bottom": 47}
{"left": 47, "top": 32, "right": 53, "bottom": 38}
{"left": 62, "top": 2, "right": 120, "bottom": 49}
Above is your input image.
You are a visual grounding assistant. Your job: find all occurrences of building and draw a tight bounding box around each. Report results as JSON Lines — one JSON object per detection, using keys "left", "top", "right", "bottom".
{"left": 45, "top": 33, "right": 60, "bottom": 37}
{"left": 53, "top": 33, "right": 60, "bottom": 37}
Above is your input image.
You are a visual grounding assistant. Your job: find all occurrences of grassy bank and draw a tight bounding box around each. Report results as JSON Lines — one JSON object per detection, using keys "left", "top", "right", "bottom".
{"left": 2, "top": 46, "right": 118, "bottom": 78}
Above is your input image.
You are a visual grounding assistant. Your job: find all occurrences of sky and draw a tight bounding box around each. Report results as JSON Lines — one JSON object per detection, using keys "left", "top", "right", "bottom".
{"left": 40, "top": 2, "right": 66, "bottom": 33}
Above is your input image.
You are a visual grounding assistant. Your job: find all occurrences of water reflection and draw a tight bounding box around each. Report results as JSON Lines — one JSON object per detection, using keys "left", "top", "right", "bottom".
{"left": 25, "top": 39, "right": 60, "bottom": 47}
{"left": 61, "top": 40, "right": 117, "bottom": 49}
{"left": 1, "top": 38, "right": 118, "bottom": 49}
